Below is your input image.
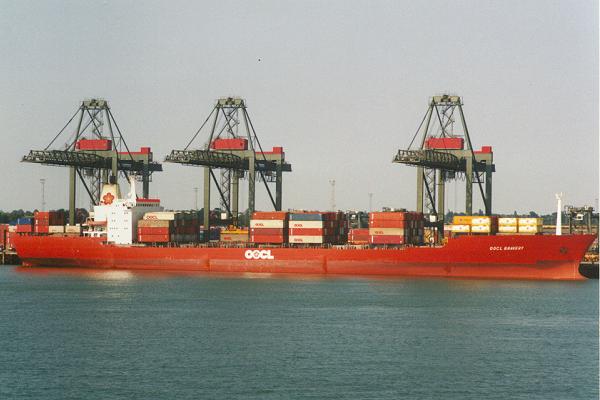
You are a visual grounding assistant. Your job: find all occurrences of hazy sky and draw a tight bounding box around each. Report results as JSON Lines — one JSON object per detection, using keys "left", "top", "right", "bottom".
{"left": 1, "top": 0, "right": 597, "bottom": 215}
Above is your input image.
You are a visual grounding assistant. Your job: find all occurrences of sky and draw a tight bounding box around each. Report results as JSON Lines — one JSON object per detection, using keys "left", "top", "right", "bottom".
{"left": 0, "top": 0, "right": 597, "bottom": 215}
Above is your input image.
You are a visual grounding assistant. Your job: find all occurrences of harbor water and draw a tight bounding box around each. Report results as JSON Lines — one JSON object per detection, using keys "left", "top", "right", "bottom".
{"left": 0, "top": 266, "right": 597, "bottom": 399}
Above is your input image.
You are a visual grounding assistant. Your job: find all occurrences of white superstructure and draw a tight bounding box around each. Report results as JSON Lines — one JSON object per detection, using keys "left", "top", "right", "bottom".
{"left": 93, "top": 178, "right": 163, "bottom": 244}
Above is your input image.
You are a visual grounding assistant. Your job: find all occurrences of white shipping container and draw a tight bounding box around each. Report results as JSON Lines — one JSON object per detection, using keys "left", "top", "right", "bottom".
{"left": 49, "top": 226, "right": 65, "bottom": 233}
{"left": 498, "top": 225, "right": 518, "bottom": 233}
{"left": 289, "top": 235, "right": 325, "bottom": 244}
{"left": 450, "top": 224, "right": 470, "bottom": 233}
{"left": 65, "top": 225, "right": 81, "bottom": 233}
{"left": 8, "top": 225, "right": 16, "bottom": 233}
{"left": 144, "top": 211, "right": 177, "bottom": 221}
{"left": 250, "top": 219, "right": 285, "bottom": 229}
{"left": 498, "top": 218, "right": 518, "bottom": 226}
{"left": 368, "top": 228, "right": 406, "bottom": 236}
{"left": 288, "top": 221, "right": 325, "bottom": 229}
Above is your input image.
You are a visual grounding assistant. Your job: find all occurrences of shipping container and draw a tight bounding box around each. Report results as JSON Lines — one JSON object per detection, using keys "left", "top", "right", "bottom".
{"left": 288, "top": 221, "right": 329, "bottom": 229}
{"left": 288, "top": 228, "right": 330, "bottom": 236}
{"left": 498, "top": 225, "right": 518, "bottom": 233}
{"left": 518, "top": 218, "right": 542, "bottom": 226}
{"left": 369, "top": 235, "right": 405, "bottom": 244}
{"left": 250, "top": 220, "right": 286, "bottom": 229}
{"left": 143, "top": 211, "right": 178, "bottom": 221}
{"left": 369, "top": 220, "right": 410, "bottom": 228}
{"left": 451, "top": 224, "right": 471, "bottom": 233}
{"left": 369, "top": 212, "right": 409, "bottom": 221}
{"left": 138, "top": 227, "right": 170, "bottom": 235}
{"left": 250, "top": 227, "right": 286, "bottom": 235}
{"left": 251, "top": 211, "right": 289, "bottom": 220}
{"left": 289, "top": 235, "right": 325, "bottom": 244}
{"left": 518, "top": 225, "right": 542, "bottom": 234}
{"left": 499, "top": 218, "right": 518, "bottom": 226}
{"left": 138, "top": 234, "right": 170, "bottom": 243}
{"left": 250, "top": 234, "right": 286, "bottom": 243}
{"left": 16, "top": 224, "right": 33, "bottom": 233}
{"left": 368, "top": 228, "right": 406, "bottom": 236}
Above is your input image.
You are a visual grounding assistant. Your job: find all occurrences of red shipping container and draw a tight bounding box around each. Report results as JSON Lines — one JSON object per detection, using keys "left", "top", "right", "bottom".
{"left": 369, "top": 220, "right": 409, "bottom": 228}
{"left": 251, "top": 211, "right": 288, "bottom": 220}
{"left": 250, "top": 228, "right": 286, "bottom": 235}
{"left": 369, "top": 212, "right": 409, "bottom": 221}
{"left": 16, "top": 224, "right": 33, "bottom": 233}
{"left": 250, "top": 234, "right": 286, "bottom": 243}
{"left": 34, "top": 225, "right": 49, "bottom": 233}
{"left": 76, "top": 139, "right": 112, "bottom": 151}
{"left": 211, "top": 138, "right": 248, "bottom": 150}
{"left": 138, "top": 234, "right": 170, "bottom": 242}
{"left": 288, "top": 228, "right": 328, "bottom": 236}
{"left": 138, "top": 227, "right": 170, "bottom": 235}
{"left": 425, "top": 137, "right": 464, "bottom": 150}
{"left": 369, "top": 235, "right": 406, "bottom": 244}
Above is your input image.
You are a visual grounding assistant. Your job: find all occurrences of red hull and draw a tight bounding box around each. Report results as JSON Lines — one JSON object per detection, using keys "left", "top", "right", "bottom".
{"left": 12, "top": 234, "right": 596, "bottom": 280}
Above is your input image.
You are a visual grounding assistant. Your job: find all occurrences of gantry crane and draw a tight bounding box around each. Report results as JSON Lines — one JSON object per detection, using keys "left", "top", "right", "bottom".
{"left": 21, "top": 99, "right": 162, "bottom": 225}
{"left": 165, "top": 97, "right": 291, "bottom": 236}
{"left": 393, "top": 95, "right": 495, "bottom": 225}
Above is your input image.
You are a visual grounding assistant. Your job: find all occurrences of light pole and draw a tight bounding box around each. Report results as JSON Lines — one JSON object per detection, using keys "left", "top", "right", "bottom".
{"left": 40, "top": 179, "right": 46, "bottom": 211}
{"left": 368, "top": 192, "right": 373, "bottom": 212}
{"left": 193, "top": 187, "right": 199, "bottom": 210}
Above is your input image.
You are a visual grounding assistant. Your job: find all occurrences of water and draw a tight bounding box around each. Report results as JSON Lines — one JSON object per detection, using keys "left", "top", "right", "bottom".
{"left": 0, "top": 267, "right": 597, "bottom": 399}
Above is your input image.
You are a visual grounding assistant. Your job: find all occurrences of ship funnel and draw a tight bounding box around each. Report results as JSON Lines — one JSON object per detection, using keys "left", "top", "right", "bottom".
{"left": 99, "top": 182, "right": 121, "bottom": 205}
{"left": 555, "top": 193, "right": 563, "bottom": 236}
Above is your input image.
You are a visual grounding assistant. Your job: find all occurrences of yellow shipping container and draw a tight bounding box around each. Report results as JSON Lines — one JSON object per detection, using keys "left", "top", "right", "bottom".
{"left": 471, "top": 225, "right": 492, "bottom": 233}
{"left": 498, "top": 225, "right": 518, "bottom": 233}
{"left": 518, "top": 218, "right": 542, "bottom": 226}
{"left": 451, "top": 224, "right": 470, "bottom": 233}
{"left": 518, "top": 225, "right": 542, "bottom": 234}
{"left": 452, "top": 216, "right": 474, "bottom": 225}
{"left": 498, "top": 217, "right": 518, "bottom": 226}
{"left": 471, "top": 217, "right": 492, "bottom": 225}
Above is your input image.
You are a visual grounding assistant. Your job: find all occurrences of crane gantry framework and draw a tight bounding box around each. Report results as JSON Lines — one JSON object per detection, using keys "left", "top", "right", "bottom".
{"left": 165, "top": 97, "right": 292, "bottom": 234}
{"left": 21, "top": 99, "right": 162, "bottom": 224}
{"left": 393, "top": 94, "right": 495, "bottom": 222}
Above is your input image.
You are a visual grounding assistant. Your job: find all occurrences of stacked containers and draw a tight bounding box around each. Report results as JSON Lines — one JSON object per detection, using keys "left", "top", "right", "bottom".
{"left": 16, "top": 217, "right": 33, "bottom": 233}
{"left": 138, "top": 219, "right": 172, "bottom": 243}
{"left": 451, "top": 215, "right": 473, "bottom": 234}
{"left": 451, "top": 215, "right": 498, "bottom": 235}
{"left": 348, "top": 228, "right": 369, "bottom": 245}
{"left": 34, "top": 211, "right": 65, "bottom": 234}
{"left": 172, "top": 212, "right": 199, "bottom": 242}
{"left": 470, "top": 216, "right": 498, "bottom": 234}
{"left": 498, "top": 217, "right": 518, "bottom": 234}
{"left": 518, "top": 217, "right": 543, "bottom": 234}
{"left": 288, "top": 212, "right": 347, "bottom": 244}
{"left": 139, "top": 211, "right": 200, "bottom": 243}
{"left": 369, "top": 212, "right": 424, "bottom": 245}
{"left": 250, "top": 211, "right": 288, "bottom": 244}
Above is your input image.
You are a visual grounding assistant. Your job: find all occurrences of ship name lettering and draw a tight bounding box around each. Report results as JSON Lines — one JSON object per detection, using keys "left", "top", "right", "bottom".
{"left": 489, "top": 246, "right": 525, "bottom": 251}
{"left": 244, "top": 249, "right": 275, "bottom": 260}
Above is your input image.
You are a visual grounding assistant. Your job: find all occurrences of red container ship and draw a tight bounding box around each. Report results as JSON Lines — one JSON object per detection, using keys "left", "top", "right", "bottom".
{"left": 11, "top": 230, "right": 594, "bottom": 281}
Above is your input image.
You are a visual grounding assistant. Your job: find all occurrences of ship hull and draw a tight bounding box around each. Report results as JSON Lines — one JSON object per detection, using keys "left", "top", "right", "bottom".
{"left": 12, "top": 234, "right": 596, "bottom": 280}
